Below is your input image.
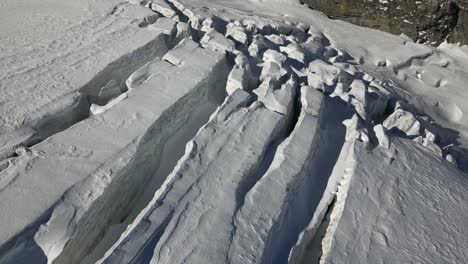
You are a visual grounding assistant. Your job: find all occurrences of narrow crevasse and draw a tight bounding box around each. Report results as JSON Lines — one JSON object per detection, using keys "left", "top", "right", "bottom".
{"left": 98, "top": 87, "right": 294, "bottom": 263}
{"left": 0, "top": 35, "right": 230, "bottom": 264}
{"left": 0, "top": 2, "right": 170, "bottom": 161}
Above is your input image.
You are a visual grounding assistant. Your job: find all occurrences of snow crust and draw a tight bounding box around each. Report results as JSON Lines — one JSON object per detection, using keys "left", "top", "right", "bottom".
{"left": 0, "top": 1, "right": 169, "bottom": 160}
{"left": 322, "top": 139, "right": 468, "bottom": 264}
{"left": 0, "top": 36, "right": 228, "bottom": 263}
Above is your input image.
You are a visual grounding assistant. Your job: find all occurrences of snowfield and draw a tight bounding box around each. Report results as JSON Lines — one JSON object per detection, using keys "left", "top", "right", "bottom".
{"left": 0, "top": 0, "right": 467, "bottom": 263}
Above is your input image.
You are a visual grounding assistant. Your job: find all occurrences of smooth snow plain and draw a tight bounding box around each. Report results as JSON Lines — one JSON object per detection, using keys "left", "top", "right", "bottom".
{"left": 0, "top": 0, "right": 468, "bottom": 263}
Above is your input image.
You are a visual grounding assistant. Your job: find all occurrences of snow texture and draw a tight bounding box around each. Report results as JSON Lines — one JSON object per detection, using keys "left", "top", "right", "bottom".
{"left": 0, "top": 0, "right": 468, "bottom": 263}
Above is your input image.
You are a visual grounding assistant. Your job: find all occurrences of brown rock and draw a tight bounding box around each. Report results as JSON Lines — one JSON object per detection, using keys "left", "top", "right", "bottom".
{"left": 302, "top": 0, "right": 461, "bottom": 45}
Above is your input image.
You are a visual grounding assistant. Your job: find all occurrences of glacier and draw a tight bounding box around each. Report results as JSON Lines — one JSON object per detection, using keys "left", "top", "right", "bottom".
{"left": 0, "top": 0, "right": 467, "bottom": 263}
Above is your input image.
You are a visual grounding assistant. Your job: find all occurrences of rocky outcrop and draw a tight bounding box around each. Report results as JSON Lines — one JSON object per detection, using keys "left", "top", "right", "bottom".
{"left": 450, "top": 1, "right": 468, "bottom": 43}
{"left": 302, "top": 0, "right": 463, "bottom": 45}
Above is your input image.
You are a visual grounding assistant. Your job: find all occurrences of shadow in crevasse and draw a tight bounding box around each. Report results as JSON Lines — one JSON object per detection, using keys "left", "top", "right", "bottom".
{"left": 0, "top": 207, "right": 52, "bottom": 264}
{"left": 262, "top": 96, "right": 355, "bottom": 264}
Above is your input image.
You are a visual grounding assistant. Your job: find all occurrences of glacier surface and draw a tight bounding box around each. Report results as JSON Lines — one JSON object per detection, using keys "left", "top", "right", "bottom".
{"left": 0, "top": 0, "right": 468, "bottom": 263}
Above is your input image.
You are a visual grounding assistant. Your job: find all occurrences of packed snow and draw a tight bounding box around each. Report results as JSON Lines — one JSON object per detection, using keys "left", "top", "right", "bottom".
{"left": 0, "top": 0, "right": 467, "bottom": 263}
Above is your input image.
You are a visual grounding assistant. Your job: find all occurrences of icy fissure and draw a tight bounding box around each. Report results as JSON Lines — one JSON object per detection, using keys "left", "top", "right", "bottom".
{"left": 1, "top": 0, "right": 468, "bottom": 263}
{"left": 0, "top": 3, "right": 173, "bottom": 161}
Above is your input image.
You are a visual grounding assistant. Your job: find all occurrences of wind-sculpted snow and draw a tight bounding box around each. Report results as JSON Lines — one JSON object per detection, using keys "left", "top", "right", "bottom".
{"left": 228, "top": 87, "right": 325, "bottom": 264}
{"left": 1, "top": 0, "right": 468, "bottom": 263}
{"left": 321, "top": 139, "right": 468, "bottom": 264}
{"left": 0, "top": 2, "right": 171, "bottom": 160}
{"left": 0, "top": 37, "right": 229, "bottom": 263}
{"left": 99, "top": 89, "right": 291, "bottom": 263}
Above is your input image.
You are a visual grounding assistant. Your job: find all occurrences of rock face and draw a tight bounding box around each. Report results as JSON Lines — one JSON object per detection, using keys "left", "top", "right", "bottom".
{"left": 302, "top": 0, "right": 461, "bottom": 45}
{"left": 451, "top": 1, "right": 468, "bottom": 43}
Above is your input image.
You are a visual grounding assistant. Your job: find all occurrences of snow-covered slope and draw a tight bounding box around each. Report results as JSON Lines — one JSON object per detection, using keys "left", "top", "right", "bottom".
{"left": 0, "top": 0, "right": 467, "bottom": 263}
{"left": 0, "top": 0, "right": 167, "bottom": 159}
{"left": 320, "top": 138, "right": 468, "bottom": 264}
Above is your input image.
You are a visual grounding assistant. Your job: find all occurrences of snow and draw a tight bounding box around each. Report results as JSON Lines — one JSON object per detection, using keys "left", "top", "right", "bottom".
{"left": 200, "top": 29, "right": 236, "bottom": 53}
{"left": 280, "top": 44, "right": 307, "bottom": 65}
{"left": 226, "top": 22, "right": 249, "bottom": 45}
{"left": 99, "top": 89, "right": 289, "bottom": 263}
{"left": 0, "top": 0, "right": 468, "bottom": 263}
{"left": 228, "top": 87, "right": 324, "bottom": 264}
{"left": 0, "top": 0, "right": 169, "bottom": 160}
{"left": 149, "top": 17, "right": 177, "bottom": 35}
{"left": 0, "top": 36, "right": 229, "bottom": 263}
{"left": 150, "top": 0, "right": 178, "bottom": 20}
{"left": 383, "top": 108, "right": 422, "bottom": 137}
{"left": 226, "top": 66, "right": 249, "bottom": 94}
{"left": 321, "top": 139, "right": 468, "bottom": 264}
{"left": 374, "top": 124, "right": 391, "bottom": 149}
{"left": 249, "top": 35, "right": 275, "bottom": 57}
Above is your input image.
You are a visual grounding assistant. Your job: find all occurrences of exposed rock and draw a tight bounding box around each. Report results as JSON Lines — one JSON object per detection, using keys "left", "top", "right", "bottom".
{"left": 449, "top": 1, "right": 468, "bottom": 43}
{"left": 302, "top": 0, "right": 461, "bottom": 45}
